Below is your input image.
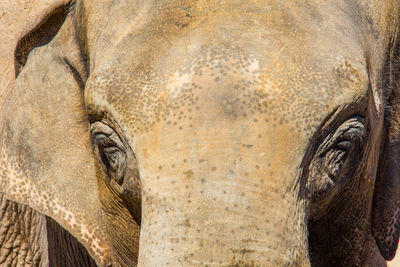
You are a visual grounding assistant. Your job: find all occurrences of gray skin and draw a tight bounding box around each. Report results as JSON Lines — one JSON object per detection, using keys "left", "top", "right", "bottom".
{"left": 1, "top": 0, "right": 400, "bottom": 266}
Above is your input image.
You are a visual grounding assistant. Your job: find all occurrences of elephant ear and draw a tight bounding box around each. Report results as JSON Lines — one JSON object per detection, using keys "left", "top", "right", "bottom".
{"left": 0, "top": 4, "right": 111, "bottom": 266}
{"left": 372, "top": 84, "right": 400, "bottom": 261}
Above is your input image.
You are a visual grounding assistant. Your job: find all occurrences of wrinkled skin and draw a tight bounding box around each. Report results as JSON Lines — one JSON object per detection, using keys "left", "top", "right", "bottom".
{"left": 1, "top": 0, "right": 400, "bottom": 266}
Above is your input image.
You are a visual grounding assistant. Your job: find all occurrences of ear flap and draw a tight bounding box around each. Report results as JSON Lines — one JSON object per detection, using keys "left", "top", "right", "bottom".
{"left": 14, "top": 3, "right": 69, "bottom": 77}
{"left": 372, "top": 86, "right": 400, "bottom": 261}
{"left": 0, "top": 5, "right": 111, "bottom": 267}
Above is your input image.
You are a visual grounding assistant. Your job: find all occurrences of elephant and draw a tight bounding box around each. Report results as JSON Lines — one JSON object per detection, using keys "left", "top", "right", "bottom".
{"left": 0, "top": 0, "right": 400, "bottom": 266}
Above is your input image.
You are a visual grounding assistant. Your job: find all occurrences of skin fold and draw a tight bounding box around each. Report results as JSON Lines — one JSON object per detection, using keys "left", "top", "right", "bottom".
{"left": 1, "top": 0, "right": 400, "bottom": 266}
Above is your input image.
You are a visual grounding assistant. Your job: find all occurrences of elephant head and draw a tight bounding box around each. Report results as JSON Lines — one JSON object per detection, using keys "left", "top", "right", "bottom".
{"left": 1, "top": 0, "right": 400, "bottom": 266}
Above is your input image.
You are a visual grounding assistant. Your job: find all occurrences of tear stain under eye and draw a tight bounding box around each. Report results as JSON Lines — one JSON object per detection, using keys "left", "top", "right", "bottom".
{"left": 91, "top": 121, "right": 142, "bottom": 228}
{"left": 90, "top": 121, "right": 141, "bottom": 266}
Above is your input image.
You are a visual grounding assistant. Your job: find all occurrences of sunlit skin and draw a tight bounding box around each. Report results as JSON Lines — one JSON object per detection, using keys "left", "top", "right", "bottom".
{"left": 0, "top": 0, "right": 399, "bottom": 266}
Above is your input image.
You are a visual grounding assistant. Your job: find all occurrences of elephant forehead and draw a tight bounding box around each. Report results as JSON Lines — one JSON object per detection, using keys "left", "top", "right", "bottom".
{"left": 78, "top": 0, "right": 398, "bottom": 58}
{"left": 82, "top": 0, "right": 375, "bottom": 143}
{"left": 86, "top": 45, "right": 368, "bottom": 142}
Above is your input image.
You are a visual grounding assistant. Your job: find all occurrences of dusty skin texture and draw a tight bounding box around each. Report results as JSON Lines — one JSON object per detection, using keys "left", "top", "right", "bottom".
{"left": 0, "top": 193, "right": 47, "bottom": 266}
{"left": 0, "top": 1, "right": 110, "bottom": 266}
{"left": 0, "top": 0, "right": 70, "bottom": 124}
{"left": 1, "top": 0, "right": 400, "bottom": 266}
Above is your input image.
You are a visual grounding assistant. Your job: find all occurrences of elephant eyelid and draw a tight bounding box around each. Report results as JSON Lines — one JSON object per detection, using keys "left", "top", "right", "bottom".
{"left": 92, "top": 132, "right": 117, "bottom": 148}
{"left": 90, "top": 122, "right": 125, "bottom": 149}
{"left": 317, "top": 116, "right": 364, "bottom": 158}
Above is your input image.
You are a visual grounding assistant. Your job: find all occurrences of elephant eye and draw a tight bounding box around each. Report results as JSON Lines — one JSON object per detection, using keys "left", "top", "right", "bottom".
{"left": 316, "top": 116, "right": 365, "bottom": 179}
{"left": 306, "top": 116, "right": 365, "bottom": 206}
{"left": 90, "top": 122, "right": 127, "bottom": 185}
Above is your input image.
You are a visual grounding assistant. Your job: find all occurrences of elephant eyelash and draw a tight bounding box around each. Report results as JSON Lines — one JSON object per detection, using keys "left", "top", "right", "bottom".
{"left": 90, "top": 122, "right": 127, "bottom": 185}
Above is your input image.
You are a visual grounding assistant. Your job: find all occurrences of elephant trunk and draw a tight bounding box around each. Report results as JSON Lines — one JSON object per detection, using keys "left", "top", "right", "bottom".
{"left": 136, "top": 158, "right": 310, "bottom": 266}
{"left": 126, "top": 51, "right": 313, "bottom": 264}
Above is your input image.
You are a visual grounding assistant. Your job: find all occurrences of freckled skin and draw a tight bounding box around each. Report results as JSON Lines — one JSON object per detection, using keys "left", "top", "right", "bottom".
{"left": 0, "top": 9, "right": 111, "bottom": 266}
{"left": 81, "top": 0, "right": 399, "bottom": 266}
{"left": 1, "top": 0, "right": 400, "bottom": 266}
